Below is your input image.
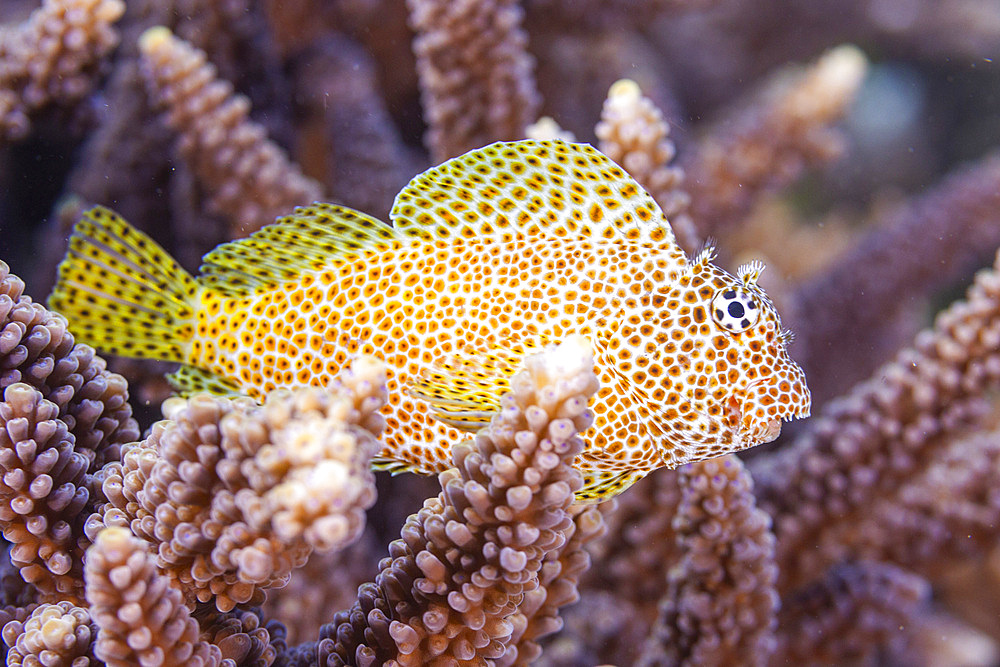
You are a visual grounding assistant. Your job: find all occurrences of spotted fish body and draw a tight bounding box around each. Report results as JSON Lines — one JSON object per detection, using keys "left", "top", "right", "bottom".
{"left": 49, "top": 140, "right": 810, "bottom": 501}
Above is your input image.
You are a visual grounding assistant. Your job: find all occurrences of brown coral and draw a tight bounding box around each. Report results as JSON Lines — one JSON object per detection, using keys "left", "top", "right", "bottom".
{"left": 0, "top": 260, "right": 136, "bottom": 601}
{"left": 89, "top": 357, "right": 386, "bottom": 611}
{"left": 137, "top": 26, "right": 322, "bottom": 237}
{"left": 0, "top": 383, "right": 90, "bottom": 601}
{"left": 315, "top": 335, "right": 599, "bottom": 666}
{"left": 0, "top": 0, "right": 125, "bottom": 141}
{"left": 596, "top": 78, "right": 699, "bottom": 254}
{"left": 84, "top": 526, "right": 222, "bottom": 667}
{"left": 752, "top": 247, "right": 1000, "bottom": 593}
{"left": 408, "top": 0, "right": 540, "bottom": 162}
{"left": 683, "top": 44, "right": 868, "bottom": 241}
{"left": 637, "top": 456, "right": 778, "bottom": 667}
{"left": 1, "top": 600, "right": 97, "bottom": 666}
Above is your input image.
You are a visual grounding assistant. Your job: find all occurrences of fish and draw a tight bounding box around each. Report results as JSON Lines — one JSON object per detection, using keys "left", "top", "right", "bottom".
{"left": 48, "top": 140, "right": 810, "bottom": 501}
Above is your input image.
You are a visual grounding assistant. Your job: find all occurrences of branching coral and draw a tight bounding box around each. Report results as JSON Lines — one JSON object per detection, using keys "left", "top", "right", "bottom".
{"left": 683, "top": 44, "right": 868, "bottom": 241}
{"left": 88, "top": 358, "right": 386, "bottom": 611}
{"left": 793, "top": 153, "right": 1000, "bottom": 403}
{"left": 751, "top": 247, "right": 1000, "bottom": 593}
{"left": 4, "top": 1, "right": 1000, "bottom": 664}
{"left": 637, "top": 456, "right": 777, "bottom": 667}
{"left": 408, "top": 0, "right": 540, "bottom": 163}
{"left": 0, "top": 260, "right": 137, "bottom": 602}
{"left": 1, "top": 599, "right": 96, "bottom": 666}
{"left": 137, "top": 26, "right": 322, "bottom": 237}
{"left": 595, "top": 78, "right": 698, "bottom": 254}
{"left": 0, "top": 384, "right": 91, "bottom": 602}
{"left": 0, "top": 0, "right": 125, "bottom": 141}
{"left": 84, "top": 526, "right": 223, "bottom": 666}
{"left": 311, "top": 335, "right": 600, "bottom": 666}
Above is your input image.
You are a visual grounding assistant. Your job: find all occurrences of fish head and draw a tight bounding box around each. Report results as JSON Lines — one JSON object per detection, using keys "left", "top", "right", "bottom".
{"left": 611, "top": 246, "right": 811, "bottom": 466}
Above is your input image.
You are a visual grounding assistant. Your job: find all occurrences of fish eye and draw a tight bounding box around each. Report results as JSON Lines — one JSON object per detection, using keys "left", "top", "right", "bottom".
{"left": 711, "top": 287, "right": 760, "bottom": 333}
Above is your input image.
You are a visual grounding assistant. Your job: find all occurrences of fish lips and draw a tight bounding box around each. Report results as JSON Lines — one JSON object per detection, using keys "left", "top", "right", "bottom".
{"left": 727, "top": 375, "right": 811, "bottom": 445}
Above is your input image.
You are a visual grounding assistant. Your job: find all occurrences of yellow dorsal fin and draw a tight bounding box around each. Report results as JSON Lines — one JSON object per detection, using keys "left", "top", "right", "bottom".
{"left": 199, "top": 202, "right": 398, "bottom": 297}
{"left": 390, "top": 140, "right": 675, "bottom": 244}
{"left": 48, "top": 206, "right": 198, "bottom": 361}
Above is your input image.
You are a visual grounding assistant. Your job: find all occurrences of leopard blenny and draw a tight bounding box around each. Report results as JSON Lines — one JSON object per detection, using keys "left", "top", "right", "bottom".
{"left": 48, "top": 140, "right": 810, "bottom": 501}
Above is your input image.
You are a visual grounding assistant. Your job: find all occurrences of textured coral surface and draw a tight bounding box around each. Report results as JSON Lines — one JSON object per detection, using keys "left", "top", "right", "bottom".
{"left": 3, "top": 0, "right": 1000, "bottom": 664}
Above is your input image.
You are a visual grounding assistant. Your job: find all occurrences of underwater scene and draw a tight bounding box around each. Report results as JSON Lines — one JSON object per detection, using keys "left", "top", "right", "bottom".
{"left": 2, "top": 0, "right": 1000, "bottom": 664}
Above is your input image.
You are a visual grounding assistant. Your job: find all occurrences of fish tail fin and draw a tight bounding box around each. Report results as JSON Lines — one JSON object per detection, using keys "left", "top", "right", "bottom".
{"left": 47, "top": 206, "right": 199, "bottom": 362}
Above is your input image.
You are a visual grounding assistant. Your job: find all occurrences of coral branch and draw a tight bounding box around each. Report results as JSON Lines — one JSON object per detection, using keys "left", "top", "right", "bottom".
{"left": 0, "top": 384, "right": 90, "bottom": 601}
{"left": 637, "top": 456, "right": 778, "bottom": 667}
{"left": 137, "top": 26, "right": 322, "bottom": 237}
{"left": 408, "top": 0, "right": 540, "bottom": 162}
{"left": 683, "top": 44, "right": 867, "bottom": 240}
{"left": 0, "top": 260, "right": 136, "bottom": 601}
{"left": 596, "top": 78, "right": 699, "bottom": 255}
{"left": 773, "top": 561, "right": 929, "bottom": 665}
{"left": 88, "top": 357, "right": 386, "bottom": 611}
{"left": 500, "top": 503, "right": 606, "bottom": 665}
{"left": 0, "top": 0, "right": 124, "bottom": 141}
{"left": 1, "top": 600, "right": 96, "bottom": 666}
{"left": 316, "top": 335, "right": 598, "bottom": 665}
{"left": 84, "top": 526, "right": 222, "bottom": 667}
{"left": 793, "top": 153, "right": 1000, "bottom": 403}
{"left": 752, "top": 247, "right": 1000, "bottom": 593}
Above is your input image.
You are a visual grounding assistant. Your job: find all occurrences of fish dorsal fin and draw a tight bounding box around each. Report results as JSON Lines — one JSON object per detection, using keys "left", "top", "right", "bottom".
{"left": 390, "top": 140, "right": 675, "bottom": 244}
{"left": 198, "top": 203, "right": 397, "bottom": 297}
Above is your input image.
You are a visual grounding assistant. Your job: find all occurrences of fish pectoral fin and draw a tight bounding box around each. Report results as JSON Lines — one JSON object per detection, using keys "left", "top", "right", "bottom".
{"left": 409, "top": 368, "right": 507, "bottom": 432}
{"left": 409, "top": 343, "right": 533, "bottom": 432}
{"left": 576, "top": 468, "right": 648, "bottom": 503}
{"left": 167, "top": 365, "right": 246, "bottom": 397}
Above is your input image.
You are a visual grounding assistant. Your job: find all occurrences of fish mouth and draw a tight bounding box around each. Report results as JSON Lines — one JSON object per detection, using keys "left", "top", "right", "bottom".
{"left": 726, "top": 376, "right": 808, "bottom": 445}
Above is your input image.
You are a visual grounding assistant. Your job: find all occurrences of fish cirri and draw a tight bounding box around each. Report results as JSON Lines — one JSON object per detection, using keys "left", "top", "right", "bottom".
{"left": 48, "top": 140, "right": 810, "bottom": 501}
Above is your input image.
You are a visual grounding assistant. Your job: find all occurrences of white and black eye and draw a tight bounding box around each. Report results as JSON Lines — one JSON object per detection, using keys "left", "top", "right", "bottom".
{"left": 711, "top": 288, "right": 760, "bottom": 333}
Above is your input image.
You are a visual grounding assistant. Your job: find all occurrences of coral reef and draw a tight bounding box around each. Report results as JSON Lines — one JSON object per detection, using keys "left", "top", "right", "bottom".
{"left": 4, "top": 1, "right": 1000, "bottom": 664}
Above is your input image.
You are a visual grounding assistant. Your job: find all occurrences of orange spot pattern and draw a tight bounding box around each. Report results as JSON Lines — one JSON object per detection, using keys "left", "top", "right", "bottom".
{"left": 190, "top": 234, "right": 810, "bottom": 487}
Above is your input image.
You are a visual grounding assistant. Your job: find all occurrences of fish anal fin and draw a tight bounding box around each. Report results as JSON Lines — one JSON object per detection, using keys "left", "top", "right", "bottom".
{"left": 576, "top": 468, "right": 647, "bottom": 503}
{"left": 391, "top": 140, "right": 676, "bottom": 245}
{"left": 167, "top": 365, "right": 245, "bottom": 397}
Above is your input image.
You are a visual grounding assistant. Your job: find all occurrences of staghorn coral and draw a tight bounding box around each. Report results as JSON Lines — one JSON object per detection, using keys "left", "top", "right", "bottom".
{"left": 1, "top": 599, "right": 96, "bottom": 666}
{"left": 311, "top": 335, "right": 599, "bottom": 666}
{"left": 792, "top": 152, "right": 1000, "bottom": 404}
{"left": 683, "top": 44, "right": 868, "bottom": 242}
{"left": 498, "top": 502, "right": 606, "bottom": 666}
{"left": 88, "top": 357, "right": 386, "bottom": 612}
{"left": 0, "top": 384, "right": 91, "bottom": 602}
{"left": 84, "top": 526, "right": 223, "bottom": 666}
{"left": 0, "top": 0, "right": 124, "bottom": 142}
{"left": 637, "top": 456, "right": 777, "bottom": 667}
{"left": 595, "top": 78, "right": 699, "bottom": 255}
{"left": 0, "top": 260, "right": 137, "bottom": 601}
{"left": 4, "top": 1, "right": 1000, "bottom": 664}
{"left": 772, "top": 561, "right": 930, "bottom": 665}
{"left": 137, "top": 26, "right": 322, "bottom": 237}
{"left": 751, "top": 246, "right": 1000, "bottom": 593}
{"left": 408, "top": 0, "right": 540, "bottom": 163}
